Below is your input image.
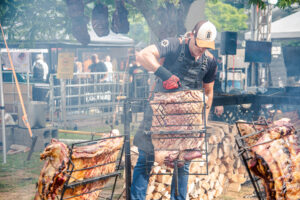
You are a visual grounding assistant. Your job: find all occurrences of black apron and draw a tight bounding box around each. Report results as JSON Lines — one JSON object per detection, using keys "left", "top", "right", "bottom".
{"left": 133, "top": 38, "right": 209, "bottom": 153}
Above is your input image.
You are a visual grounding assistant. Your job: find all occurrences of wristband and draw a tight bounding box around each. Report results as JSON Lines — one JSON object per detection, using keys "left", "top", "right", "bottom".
{"left": 154, "top": 66, "right": 173, "bottom": 81}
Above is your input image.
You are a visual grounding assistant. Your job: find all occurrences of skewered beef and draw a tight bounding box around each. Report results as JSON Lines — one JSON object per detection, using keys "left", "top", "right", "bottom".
{"left": 237, "top": 119, "right": 300, "bottom": 200}
{"left": 150, "top": 90, "right": 206, "bottom": 166}
{"left": 34, "top": 130, "right": 123, "bottom": 200}
{"left": 66, "top": 0, "right": 90, "bottom": 45}
{"left": 92, "top": 3, "right": 109, "bottom": 37}
{"left": 35, "top": 139, "right": 69, "bottom": 200}
{"left": 111, "top": 0, "right": 129, "bottom": 34}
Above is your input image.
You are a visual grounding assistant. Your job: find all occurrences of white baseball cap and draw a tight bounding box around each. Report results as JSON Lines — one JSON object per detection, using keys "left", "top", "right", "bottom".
{"left": 193, "top": 20, "right": 217, "bottom": 50}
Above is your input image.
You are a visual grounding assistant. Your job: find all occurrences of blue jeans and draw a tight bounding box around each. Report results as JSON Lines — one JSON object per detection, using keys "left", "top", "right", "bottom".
{"left": 131, "top": 149, "right": 190, "bottom": 200}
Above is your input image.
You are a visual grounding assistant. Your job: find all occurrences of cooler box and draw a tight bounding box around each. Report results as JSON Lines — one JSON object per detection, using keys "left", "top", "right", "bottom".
{"left": 18, "top": 101, "right": 48, "bottom": 128}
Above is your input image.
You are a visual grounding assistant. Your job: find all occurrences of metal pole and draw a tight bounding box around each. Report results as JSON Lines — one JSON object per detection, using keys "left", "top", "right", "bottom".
{"left": 27, "top": 71, "right": 30, "bottom": 102}
{"left": 251, "top": 62, "right": 256, "bottom": 86}
{"left": 60, "top": 79, "right": 66, "bottom": 129}
{"left": 250, "top": 4, "right": 257, "bottom": 87}
{"left": 124, "top": 99, "right": 131, "bottom": 200}
{"left": 225, "top": 55, "right": 228, "bottom": 92}
{"left": 0, "top": 58, "right": 7, "bottom": 163}
{"left": 49, "top": 75, "right": 54, "bottom": 125}
{"left": 250, "top": 4, "right": 256, "bottom": 41}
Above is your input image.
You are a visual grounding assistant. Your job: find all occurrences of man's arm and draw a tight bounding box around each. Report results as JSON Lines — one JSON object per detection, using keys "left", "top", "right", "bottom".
{"left": 136, "top": 44, "right": 161, "bottom": 72}
{"left": 136, "top": 43, "right": 181, "bottom": 90}
{"left": 203, "top": 81, "right": 215, "bottom": 122}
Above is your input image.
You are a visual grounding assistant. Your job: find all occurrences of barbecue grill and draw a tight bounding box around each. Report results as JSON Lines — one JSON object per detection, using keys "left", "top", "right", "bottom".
{"left": 124, "top": 89, "right": 209, "bottom": 197}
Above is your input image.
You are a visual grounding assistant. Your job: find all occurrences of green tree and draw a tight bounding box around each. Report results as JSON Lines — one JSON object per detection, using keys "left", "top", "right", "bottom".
{"left": 0, "top": 0, "right": 298, "bottom": 43}
{"left": 0, "top": 0, "right": 70, "bottom": 41}
{"left": 127, "top": 12, "right": 150, "bottom": 45}
{"left": 205, "top": 1, "right": 248, "bottom": 32}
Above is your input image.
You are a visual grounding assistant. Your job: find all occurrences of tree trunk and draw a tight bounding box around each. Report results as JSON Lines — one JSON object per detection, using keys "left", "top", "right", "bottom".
{"left": 126, "top": 0, "right": 202, "bottom": 41}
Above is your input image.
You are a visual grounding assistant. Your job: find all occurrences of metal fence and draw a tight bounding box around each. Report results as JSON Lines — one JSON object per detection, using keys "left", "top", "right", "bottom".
{"left": 49, "top": 72, "right": 131, "bottom": 129}
{"left": 48, "top": 71, "right": 153, "bottom": 129}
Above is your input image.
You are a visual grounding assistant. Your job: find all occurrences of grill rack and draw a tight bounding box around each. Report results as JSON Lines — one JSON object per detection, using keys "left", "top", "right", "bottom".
{"left": 147, "top": 90, "right": 208, "bottom": 173}
{"left": 235, "top": 118, "right": 272, "bottom": 200}
{"left": 146, "top": 90, "right": 208, "bottom": 196}
{"left": 60, "top": 134, "right": 125, "bottom": 200}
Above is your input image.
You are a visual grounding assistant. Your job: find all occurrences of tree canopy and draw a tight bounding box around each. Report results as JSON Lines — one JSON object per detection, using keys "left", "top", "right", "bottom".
{"left": 206, "top": 1, "right": 248, "bottom": 32}
{"left": 0, "top": 0, "right": 70, "bottom": 41}
{"left": 0, "top": 0, "right": 298, "bottom": 44}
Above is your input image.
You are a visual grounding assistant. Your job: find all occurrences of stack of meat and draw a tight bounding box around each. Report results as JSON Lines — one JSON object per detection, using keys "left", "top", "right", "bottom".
{"left": 150, "top": 90, "right": 207, "bottom": 167}
{"left": 237, "top": 118, "right": 300, "bottom": 200}
{"left": 34, "top": 130, "right": 123, "bottom": 200}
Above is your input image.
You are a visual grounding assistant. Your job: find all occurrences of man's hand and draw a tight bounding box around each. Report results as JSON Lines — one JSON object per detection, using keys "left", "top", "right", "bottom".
{"left": 154, "top": 66, "right": 181, "bottom": 90}
{"left": 163, "top": 75, "right": 181, "bottom": 90}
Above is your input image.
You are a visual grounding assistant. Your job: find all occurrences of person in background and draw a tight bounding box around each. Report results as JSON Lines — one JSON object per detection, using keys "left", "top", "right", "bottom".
{"left": 213, "top": 56, "right": 224, "bottom": 118}
{"left": 88, "top": 54, "right": 107, "bottom": 82}
{"left": 33, "top": 54, "right": 48, "bottom": 82}
{"left": 131, "top": 20, "right": 218, "bottom": 200}
{"left": 1, "top": 64, "right": 6, "bottom": 71}
{"left": 74, "top": 57, "right": 83, "bottom": 74}
{"left": 104, "top": 55, "right": 113, "bottom": 82}
{"left": 128, "top": 54, "right": 149, "bottom": 99}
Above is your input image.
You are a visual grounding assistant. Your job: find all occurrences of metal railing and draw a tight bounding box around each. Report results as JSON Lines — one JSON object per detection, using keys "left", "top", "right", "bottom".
{"left": 49, "top": 72, "right": 130, "bottom": 129}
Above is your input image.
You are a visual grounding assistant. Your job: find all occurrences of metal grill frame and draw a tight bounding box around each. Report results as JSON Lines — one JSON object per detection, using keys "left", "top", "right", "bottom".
{"left": 60, "top": 134, "right": 125, "bottom": 200}
{"left": 235, "top": 119, "right": 272, "bottom": 200}
{"left": 148, "top": 90, "right": 208, "bottom": 176}
{"left": 123, "top": 89, "right": 209, "bottom": 198}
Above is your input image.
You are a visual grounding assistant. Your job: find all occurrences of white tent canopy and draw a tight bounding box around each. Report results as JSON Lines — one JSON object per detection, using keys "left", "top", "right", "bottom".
{"left": 245, "top": 11, "right": 300, "bottom": 40}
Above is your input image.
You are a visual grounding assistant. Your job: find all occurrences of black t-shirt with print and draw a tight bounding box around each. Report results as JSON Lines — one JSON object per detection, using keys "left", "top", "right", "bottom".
{"left": 155, "top": 37, "right": 217, "bottom": 83}
{"left": 88, "top": 62, "right": 107, "bottom": 81}
{"left": 88, "top": 62, "right": 107, "bottom": 73}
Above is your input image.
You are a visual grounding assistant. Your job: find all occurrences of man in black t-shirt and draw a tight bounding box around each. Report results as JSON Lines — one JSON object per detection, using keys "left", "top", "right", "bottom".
{"left": 131, "top": 20, "right": 218, "bottom": 200}
{"left": 88, "top": 54, "right": 107, "bottom": 82}
{"left": 128, "top": 62, "right": 149, "bottom": 99}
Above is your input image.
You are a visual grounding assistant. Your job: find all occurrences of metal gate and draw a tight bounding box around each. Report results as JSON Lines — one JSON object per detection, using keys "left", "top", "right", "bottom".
{"left": 49, "top": 72, "right": 129, "bottom": 129}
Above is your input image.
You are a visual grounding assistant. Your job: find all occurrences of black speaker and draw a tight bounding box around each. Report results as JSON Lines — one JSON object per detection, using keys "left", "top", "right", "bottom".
{"left": 221, "top": 31, "right": 237, "bottom": 55}
{"left": 245, "top": 40, "right": 272, "bottom": 63}
{"left": 282, "top": 46, "right": 300, "bottom": 77}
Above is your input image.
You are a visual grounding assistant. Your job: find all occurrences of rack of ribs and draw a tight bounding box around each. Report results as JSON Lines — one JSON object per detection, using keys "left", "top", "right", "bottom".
{"left": 236, "top": 118, "right": 300, "bottom": 200}
{"left": 150, "top": 90, "right": 207, "bottom": 168}
{"left": 34, "top": 130, "right": 124, "bottom": 200}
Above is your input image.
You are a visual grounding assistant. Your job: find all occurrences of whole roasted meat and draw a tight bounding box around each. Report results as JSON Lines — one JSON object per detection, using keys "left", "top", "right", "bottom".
{"left": 237, "top": 119, "right": 300, "bottom": 200}
{"left": 34, "top": 130, "right": 123, "bottom": 200}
